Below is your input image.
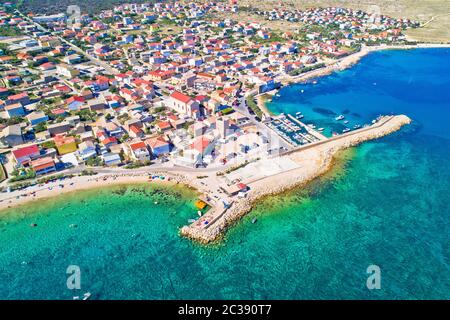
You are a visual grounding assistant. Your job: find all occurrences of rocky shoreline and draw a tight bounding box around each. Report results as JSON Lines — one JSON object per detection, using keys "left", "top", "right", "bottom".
{"left": 181, "top": 115, "right": 412, "bottom": 244}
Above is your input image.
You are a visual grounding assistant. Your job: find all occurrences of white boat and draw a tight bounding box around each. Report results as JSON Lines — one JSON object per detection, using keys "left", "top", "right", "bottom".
{"left": 197, "top": 211, "right": 202, "bottom": 217}
{"left": 353, "top": 124, "right": 361, "bottom": 129}
{"left": 335, "top": 115, "right": 345, "bottom": 121}
{"left": 344, "top": 120, "right": 349, "bottom": 124}
{"left": 318, "top": 128, "right": 325, "bottom": 132}
{"left": 342, "top": 128, "right": 351, "bottom": 133}
{"left": 83, "top": 292, "right": 91, "bottom": 300}
{"left": 300, "top": 89, "right": 304, "bottom": 93}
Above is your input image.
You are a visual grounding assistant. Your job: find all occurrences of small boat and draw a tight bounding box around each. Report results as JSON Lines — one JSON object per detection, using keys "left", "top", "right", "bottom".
{"left": 318, "top": 128, "right": 325, "bottom": 132}
{"left": 353, "top": 124, "right": 361, "bottom": 129}
{"left": 300, "top": 89, "right": 304, "bottom": 93}
{"left": 69, "top": 224, "right": 77, "bottom": 228}
{"left": 83, "top": 292, "right": 91, "bottom": 300}
{"left": 197, "top": 211, "right": 202, "bottom": 217}
{"left": 252, "top": 218, "right": 257, "bottom": 224}
{"left": 154, "top": 201, "right": 158, "bottom": 205}
{"left": 344, "top": 120, "right": 349, "bottom": 124}
{"left": 188, "top": 219, "right": 197, "bottom": 223}
{"left": 335, "top": 115, "right": 345, "bottom": 121}
{"left": 73, "top": 296, "right": 80, "bottom": 300}
{"left": 342, "top": 128, "right": 351, "bottom": 133}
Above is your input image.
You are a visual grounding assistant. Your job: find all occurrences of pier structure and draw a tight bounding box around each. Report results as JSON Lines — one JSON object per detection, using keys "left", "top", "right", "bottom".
{"left": 181, "top": 115, "right": 412, "bottom": 243}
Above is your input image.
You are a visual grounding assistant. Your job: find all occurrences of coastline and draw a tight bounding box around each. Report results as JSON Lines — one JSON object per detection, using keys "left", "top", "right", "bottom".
{"left": 257, "top": 43, "right": 450, "bottom": 116}
{"left": 280, "top": 43, "right": 450, "bottom": 86}
{"left": 0, "top": 171, "right": 193, "bottom": 213}
{"left": 181, "top": 115, "right": 412, "bottom": 243}
{"left": 2, "top": 43, "right": 443, "bottom": 240}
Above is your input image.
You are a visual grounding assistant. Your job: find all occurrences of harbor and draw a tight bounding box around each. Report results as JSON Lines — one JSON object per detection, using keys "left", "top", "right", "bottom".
{"left": 181, "top": 114, "right": 412, "bottom": 243}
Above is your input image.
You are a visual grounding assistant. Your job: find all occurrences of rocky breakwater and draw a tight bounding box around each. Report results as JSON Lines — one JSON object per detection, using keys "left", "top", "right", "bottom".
{"left": 181, "top": 115, "right": 412, "bottom": 244}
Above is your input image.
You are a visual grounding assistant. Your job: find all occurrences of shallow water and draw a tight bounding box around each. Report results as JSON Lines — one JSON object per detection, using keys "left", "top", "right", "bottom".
{"left": 0, "top": 49, "right": 449, "bottom": 299}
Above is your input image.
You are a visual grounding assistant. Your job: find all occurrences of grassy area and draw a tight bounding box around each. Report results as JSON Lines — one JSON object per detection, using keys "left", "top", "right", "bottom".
{"left": 0, "top": 26, "right": 23, "bottom": 37}
{"left": 245, "top": 95, "right": 263, "bottom": 119}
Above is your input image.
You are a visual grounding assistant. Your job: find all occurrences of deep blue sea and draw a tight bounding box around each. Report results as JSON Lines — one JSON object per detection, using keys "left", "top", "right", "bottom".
{"left": 0, "top": 48, "right": 449, "bottom": 299}
{"left": 268, "top": 48, "right": 450, "bottom": 139}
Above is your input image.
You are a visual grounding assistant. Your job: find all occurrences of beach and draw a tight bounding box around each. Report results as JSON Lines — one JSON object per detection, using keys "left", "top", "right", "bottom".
{"left": 0, "top": 171, "right": 191, "bottom": 212}
{"left": 0, "top": 43, "right": 439, "bottom": 238}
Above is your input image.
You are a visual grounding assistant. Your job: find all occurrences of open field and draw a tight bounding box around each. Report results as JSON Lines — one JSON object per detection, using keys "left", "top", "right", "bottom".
{"left": 238, "top": 0, "right": 450, "bottom": 43}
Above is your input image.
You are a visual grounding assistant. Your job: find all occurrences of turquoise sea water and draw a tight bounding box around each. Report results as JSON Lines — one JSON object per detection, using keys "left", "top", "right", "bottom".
{"left": 1, "top": 49, "right": 449, "bottom": 299}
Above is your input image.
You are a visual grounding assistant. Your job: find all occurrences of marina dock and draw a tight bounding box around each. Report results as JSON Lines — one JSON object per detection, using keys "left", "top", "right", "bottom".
{"left": 181, "top": 115, "right": 412, "bottom": 243}
{"left": 287, "top": 114, "right": 328, "bottom": 141}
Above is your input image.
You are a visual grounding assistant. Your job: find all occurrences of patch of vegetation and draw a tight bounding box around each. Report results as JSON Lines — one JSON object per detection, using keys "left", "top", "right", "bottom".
{"left": 40, "top": 140, "right": 55, "bottom": 149}
{"left": 36, "top": 173, "right": 74, "bottom": 184}
{"left": 0, "top": 26, "right": 23, "bottom": 37}
{"left": 124, "top": 160, "right": 152, "bottom": 169}
{"left": 80, "top": 170, "right": 98, "bottom": 176}
{"left": 85, "top": 156, "right": 104, "bottom": 167}
{"left": 34, "top": 122, "right": 47, "bottom": 133}
{"left": 245, "top": 95, "right": 263, "bottom": 118}
{"left": 9, "top": 168, "right": 36, "bottom": 183}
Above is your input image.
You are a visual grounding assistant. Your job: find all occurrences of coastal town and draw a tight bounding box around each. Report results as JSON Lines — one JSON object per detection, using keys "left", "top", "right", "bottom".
{"left": 0, "top": 1, "right": 422, "bottom": 241}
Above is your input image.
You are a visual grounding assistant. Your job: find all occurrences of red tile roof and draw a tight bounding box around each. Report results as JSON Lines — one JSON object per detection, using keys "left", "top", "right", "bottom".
{"left": 130, "top": 141, "right": 146, "bottom": 151}
{"left": 145, "top": 137, "right": 169, "bottom": 149}
{"left": 170, "top": 91, "right": 192, "bottom": 104}
{"left": 190, "top": 136, "right": 211, "bottom": 153}
{"left": 31, "top": 157, "right": 55, "bottom": 171}
{"left": 12, "top": 145, "right": 39, "bottom": 159}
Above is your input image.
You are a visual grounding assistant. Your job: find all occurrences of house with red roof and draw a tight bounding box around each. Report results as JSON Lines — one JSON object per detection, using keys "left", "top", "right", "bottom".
{"left": 145, "top": 136, "right": 170, "bottom": 157}
{"left": 102, "top": 136, "right": 118, "bottom": 149}
{"left": 128, "top": 124, "right": 144, "bottom": 138}
{"left": 155, "top": 121, "right": 172, "bottom": 133}
{"left": 167, "top": 91, "right": 200, "bottom": 118}
{"left": 6, "top": 92, "right": 29, "bottom": 106}
{"left": 190, "top": 136, "right": 213, "bottom": 156}
{"left": 127, "top": 140, "right": 150, "bottom": 162}
{"left": 39, "top": 62, "right": 56, "bottom": 71}
{"left": 12, "top": 144, "right": 41, "bottom": 166}
{"left": 31, "top": 157, "right": 56, "bottom": 175}
{"left": 66, "top": 96, "right": 85, "bottom": 111}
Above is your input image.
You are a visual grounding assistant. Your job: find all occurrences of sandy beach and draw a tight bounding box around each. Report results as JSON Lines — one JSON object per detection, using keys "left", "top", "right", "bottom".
{"left": 0, "top": 171, "right": 190, "bottom": 212}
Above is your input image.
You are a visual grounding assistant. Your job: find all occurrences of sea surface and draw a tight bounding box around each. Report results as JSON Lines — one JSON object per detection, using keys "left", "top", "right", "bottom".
{"left": 1, "top": 48, "right": 449, "bottom": 299}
